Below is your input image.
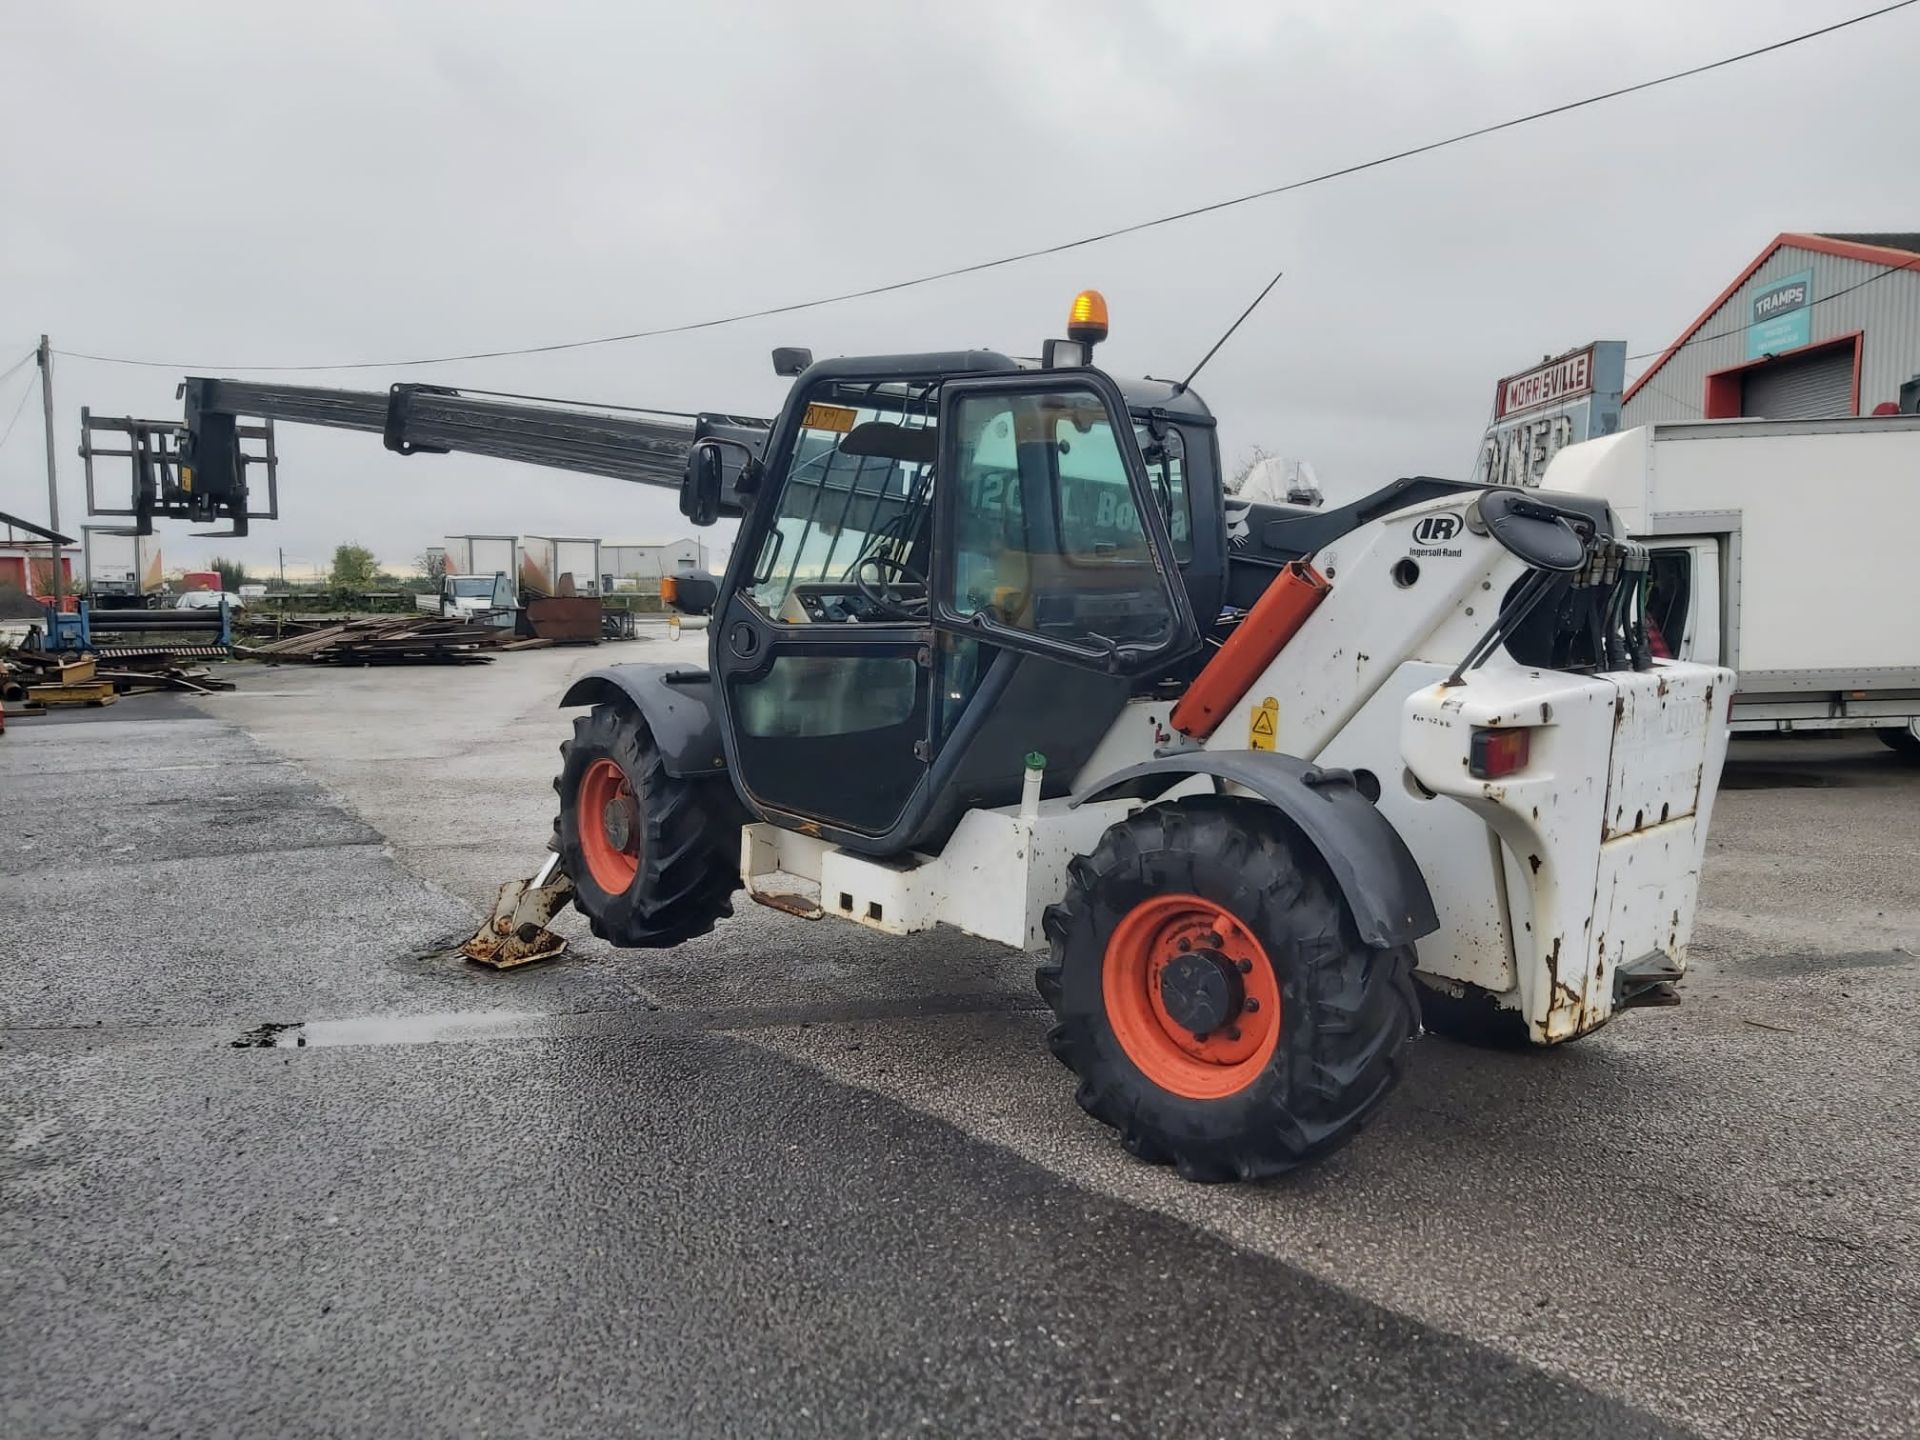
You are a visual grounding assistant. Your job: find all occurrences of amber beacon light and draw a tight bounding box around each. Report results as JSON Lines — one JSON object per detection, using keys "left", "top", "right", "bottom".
{"left": 1066, "top": 290, "right": 1109, "bottom": 345}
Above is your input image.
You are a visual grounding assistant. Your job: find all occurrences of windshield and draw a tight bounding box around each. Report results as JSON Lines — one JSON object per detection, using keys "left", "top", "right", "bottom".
{"left": 450, "top": 578, "right": 495, "bottom": 598}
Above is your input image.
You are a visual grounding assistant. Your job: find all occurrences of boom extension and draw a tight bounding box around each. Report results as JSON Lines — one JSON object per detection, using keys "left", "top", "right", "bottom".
{"left": 84, "top": 378, "right": 770, "bottom": 537}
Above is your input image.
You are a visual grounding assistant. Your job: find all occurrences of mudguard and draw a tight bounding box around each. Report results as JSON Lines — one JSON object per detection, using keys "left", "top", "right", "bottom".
{"left": 1073, "top": 751, "right": 1438, "bottom": 948}
{"left": 558, "top": 664, "right": 726, "bottom": 779}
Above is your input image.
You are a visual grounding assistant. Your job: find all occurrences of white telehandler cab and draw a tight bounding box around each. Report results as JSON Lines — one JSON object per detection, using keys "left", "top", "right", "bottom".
{"left": 167, "top": 293, "right": 1735, "bottom": 1182}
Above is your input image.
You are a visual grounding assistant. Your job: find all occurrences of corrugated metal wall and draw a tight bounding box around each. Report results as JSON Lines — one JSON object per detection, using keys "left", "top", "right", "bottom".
{"left": 1623, "top": 245, "right": 1920, "bottom": 425}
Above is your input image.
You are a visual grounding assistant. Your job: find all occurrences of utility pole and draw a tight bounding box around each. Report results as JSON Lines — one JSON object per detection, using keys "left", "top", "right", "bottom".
{"left": 279, "top": 546, "right": 286, "bottom": 589}
{"left": 36, "top": 335, "right": 64, "bottom": 607}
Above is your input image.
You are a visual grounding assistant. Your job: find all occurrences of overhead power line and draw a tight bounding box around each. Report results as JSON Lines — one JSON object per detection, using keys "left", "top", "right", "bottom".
{"left": 0, "top": 373, "right": 39, "bottom": 453}
{"left": 54, "top": 0, "right": 1917, "bottom": 375}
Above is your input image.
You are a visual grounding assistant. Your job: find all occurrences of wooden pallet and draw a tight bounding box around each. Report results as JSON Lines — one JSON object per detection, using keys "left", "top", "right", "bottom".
{"left": 234, "top": 615, "right": 509, "bottom": 666}
{"left": 39, "top": 656, "right": 97, "bottom": 685}
{"left": 26, "top": 680, "right": 117, "bottom": 708}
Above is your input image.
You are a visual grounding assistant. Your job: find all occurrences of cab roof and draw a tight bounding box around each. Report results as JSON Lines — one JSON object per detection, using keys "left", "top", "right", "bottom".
{"left": 801, "top": 351, "right": 1212, "bottom": 421}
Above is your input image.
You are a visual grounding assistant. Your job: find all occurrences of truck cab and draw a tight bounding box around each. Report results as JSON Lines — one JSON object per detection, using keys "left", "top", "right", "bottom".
{"left": 420, "top": 572, "right": 515, "bottom": 619}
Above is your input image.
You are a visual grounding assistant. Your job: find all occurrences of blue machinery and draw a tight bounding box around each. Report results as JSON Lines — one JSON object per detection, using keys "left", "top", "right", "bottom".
{"left": 41, "top": 598, "right": 234, "bottom": 654}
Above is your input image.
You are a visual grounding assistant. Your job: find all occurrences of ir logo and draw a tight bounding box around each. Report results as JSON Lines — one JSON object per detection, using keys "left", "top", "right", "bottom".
{"left": 1413, "top": 514, "right": 1462, "bottom": 544}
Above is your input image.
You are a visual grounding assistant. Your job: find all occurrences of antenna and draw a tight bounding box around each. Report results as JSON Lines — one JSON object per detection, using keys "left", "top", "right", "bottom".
{"left": 1173, "top": 266, "right": 1285, "bottom": 395}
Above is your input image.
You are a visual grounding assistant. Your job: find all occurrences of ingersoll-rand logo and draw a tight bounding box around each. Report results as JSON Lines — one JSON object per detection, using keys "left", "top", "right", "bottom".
{"left": 1410, "top": 513, "right": 1463, "bottom": 557}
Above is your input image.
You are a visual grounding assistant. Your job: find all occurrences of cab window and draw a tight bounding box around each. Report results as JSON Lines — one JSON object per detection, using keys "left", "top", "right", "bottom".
{"left": 945, "top": 385, "right": 1179, "bottom": 651}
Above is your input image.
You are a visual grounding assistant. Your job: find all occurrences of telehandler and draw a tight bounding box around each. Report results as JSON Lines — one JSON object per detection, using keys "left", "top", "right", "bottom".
{"left": 157, "top": 292, "right": 1734, "bottom": 1181}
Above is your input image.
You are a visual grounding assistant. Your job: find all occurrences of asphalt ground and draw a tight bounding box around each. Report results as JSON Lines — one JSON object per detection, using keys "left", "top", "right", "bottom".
{"left": 3, "top": 636, "right": 1916, "bottom": 1438}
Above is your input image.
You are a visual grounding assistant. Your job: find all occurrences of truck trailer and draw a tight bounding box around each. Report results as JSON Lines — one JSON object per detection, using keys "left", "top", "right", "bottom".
{"left": 80, "top": 526, "right": 163, "bottom": 608}
{"left": 443, "top": 534, "right": 519, "bottom": 581}
{"left": 520, "top": 535, "right": 602, "bottom": 597}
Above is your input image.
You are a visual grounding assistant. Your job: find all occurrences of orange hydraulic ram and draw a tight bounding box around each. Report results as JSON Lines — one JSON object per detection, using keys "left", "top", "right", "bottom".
{"left": 1169, "top": 560, "right": 1331, "bottom": 740}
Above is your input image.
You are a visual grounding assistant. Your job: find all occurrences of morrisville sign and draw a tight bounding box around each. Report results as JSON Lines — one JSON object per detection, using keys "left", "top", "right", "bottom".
{"left": 1479, "top": 342, "right": 1626, "bottom": 488}
{"left": 1498, "top": 349, "right": 1595, "bottom": 418}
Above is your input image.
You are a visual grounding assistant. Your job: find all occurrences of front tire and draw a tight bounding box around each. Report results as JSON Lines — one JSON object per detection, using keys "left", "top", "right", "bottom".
{"left": 554, "top": 703, "right": 741, "bottom": 948}
{"left": 1038, "top": 797, "right": 1418, "bottom": 1182}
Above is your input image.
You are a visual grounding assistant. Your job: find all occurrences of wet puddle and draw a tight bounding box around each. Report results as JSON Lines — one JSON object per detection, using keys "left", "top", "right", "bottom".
{"left": 230, "top": 1010, "right": 543, "bottom": 1049}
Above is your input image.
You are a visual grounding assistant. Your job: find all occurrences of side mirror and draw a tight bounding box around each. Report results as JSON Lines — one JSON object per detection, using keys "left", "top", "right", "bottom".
{"left": 772, "top": 347, "right": 813, "bottom": 377}
{"left": 681, "top": 442, "right": 726, "bottom": 527}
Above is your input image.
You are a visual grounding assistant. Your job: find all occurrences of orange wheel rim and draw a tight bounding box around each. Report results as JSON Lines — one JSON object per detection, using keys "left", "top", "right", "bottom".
{"left": 1102, "top": 894, "right": 1281, "bottom": 1100}
{"left": 578, "top": 757, "right": 640, "bottom": 893}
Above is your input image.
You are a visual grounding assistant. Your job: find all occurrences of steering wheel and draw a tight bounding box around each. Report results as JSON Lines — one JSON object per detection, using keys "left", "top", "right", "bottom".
{"left": 853, "top": 553, "right": 928, "bottom": 620}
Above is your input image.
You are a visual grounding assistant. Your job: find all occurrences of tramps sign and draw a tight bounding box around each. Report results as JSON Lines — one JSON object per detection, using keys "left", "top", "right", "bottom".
{"left": 1747, "top": 270, "right": 1813, "bottom": 359}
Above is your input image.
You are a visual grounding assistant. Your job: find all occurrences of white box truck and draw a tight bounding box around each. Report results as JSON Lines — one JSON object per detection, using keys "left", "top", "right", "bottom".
{"left": 1542, "top": 415, "right": 1920, "bottom": 754}
{"left": 418, "top": 534, "right": 518, "bottom": 619}
{"left": 81, "top": 526, "right": 162, "bottom": 605}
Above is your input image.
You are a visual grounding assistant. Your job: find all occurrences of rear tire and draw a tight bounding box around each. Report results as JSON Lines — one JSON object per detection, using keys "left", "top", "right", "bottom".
{"left": 555, "top": 703, "right": 741, "bottom": 948}
{"left": 1038, "top": 797, "right": 1419, "bottom": 1182}
{"left": 1878, "top": 725, "right": 1920, "bottom": 759}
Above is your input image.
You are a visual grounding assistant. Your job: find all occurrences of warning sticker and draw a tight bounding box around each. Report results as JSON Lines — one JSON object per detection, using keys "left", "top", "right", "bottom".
{"left": 802, "top": 402, "right": 858, "bottom": 434}
{"left": 1249, "top": 696, "right": 1278, "bottom": 751}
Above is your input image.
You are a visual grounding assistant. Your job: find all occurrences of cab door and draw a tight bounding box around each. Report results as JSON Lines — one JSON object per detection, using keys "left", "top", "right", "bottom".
{"left": 710, "top": 380, "right": 942, "bottom": 840}
{"left": 1647, "top": 539, "right": 1722, "bottom": 662}
{"left": 930, "top": 372, "right": 1200, "bottom": 674}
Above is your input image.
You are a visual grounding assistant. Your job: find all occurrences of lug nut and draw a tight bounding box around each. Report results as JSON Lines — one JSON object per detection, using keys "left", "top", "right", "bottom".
{"left": 1177, "top": 938, "right": 1191, "bottom": 952}
{"left": 1203, "top": 932, "right": 1223, "bottom": 948}
{"left": 1243, "top": 998, "right": 1260, "bottom": 1013}
{"left": 1225, "top": 1025, "right": 1242, "bottom": 1041}
{"left": 1235, "top": 958, "right": 1252, "bottom": 974}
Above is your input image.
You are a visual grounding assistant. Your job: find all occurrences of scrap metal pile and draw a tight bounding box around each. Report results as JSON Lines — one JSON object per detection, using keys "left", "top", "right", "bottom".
{"left": 235, "top": 615, "right": 546, "bottom": 666}
{"left": 0, "top": 649, "right": 235, "bottom": 718}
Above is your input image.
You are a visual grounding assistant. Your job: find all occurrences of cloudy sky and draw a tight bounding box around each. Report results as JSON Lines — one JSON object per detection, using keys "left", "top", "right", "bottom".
{"left": 0, "top": 0, "right": 1911, "bottom": 578}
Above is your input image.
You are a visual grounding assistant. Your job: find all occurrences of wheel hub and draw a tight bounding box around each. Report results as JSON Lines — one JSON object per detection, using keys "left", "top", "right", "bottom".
{"left": 1158, "top": 950, "right": 1244, "bottom": 1037}
{"left": 600, "top": 792, "right": 636, "bottom": 852}
{"left": 1100, "top": 894, "right": 1283, "bottom": 1101}
{"left": 577, "top": 757, "right": 642, "bottom": 894}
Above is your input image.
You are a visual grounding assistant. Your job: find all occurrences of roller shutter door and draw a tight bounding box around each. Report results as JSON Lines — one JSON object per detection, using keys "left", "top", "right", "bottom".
{"left": 1742, "top": 345, "right": 1854, "bottom": 418}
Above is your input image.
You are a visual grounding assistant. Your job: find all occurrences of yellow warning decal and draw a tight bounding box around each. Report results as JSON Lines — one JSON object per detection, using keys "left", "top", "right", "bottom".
{"left": 1249, "top": 696, "right": 1278, "bottom": 751}
{"left": 802, "top": 402, "right": 858, "bottom": 434}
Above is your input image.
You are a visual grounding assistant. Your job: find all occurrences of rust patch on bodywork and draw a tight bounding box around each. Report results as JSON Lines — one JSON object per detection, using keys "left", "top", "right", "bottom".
{"left": 1542, "top": 934, "right": 1589, "bottom": 1033}
{"left": 752, "top": 890, "right": 824, "bottom": 920}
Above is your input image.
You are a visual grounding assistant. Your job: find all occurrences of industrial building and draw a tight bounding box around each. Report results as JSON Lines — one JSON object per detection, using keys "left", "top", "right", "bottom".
{"left": 1623, "top": 233, "right": 1920, "bottom": 425}
{"left": 0, "top": 528, "right": 76, "bottom": 598}
{"left": 600, "top": 537, "right": 707, "bottom": 588}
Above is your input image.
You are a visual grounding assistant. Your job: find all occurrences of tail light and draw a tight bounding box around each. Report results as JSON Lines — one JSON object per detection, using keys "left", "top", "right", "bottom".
{"left": 1469, "top": 726, "right": 1531, "bottom": 780}
{"left": 659, "top": 575, "right": 679, "bottom": 608}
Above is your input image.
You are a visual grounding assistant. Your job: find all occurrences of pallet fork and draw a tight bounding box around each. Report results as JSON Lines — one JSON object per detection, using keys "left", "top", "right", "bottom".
{"left": 459, "top": 852, "right": 575, "bottom": 969}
